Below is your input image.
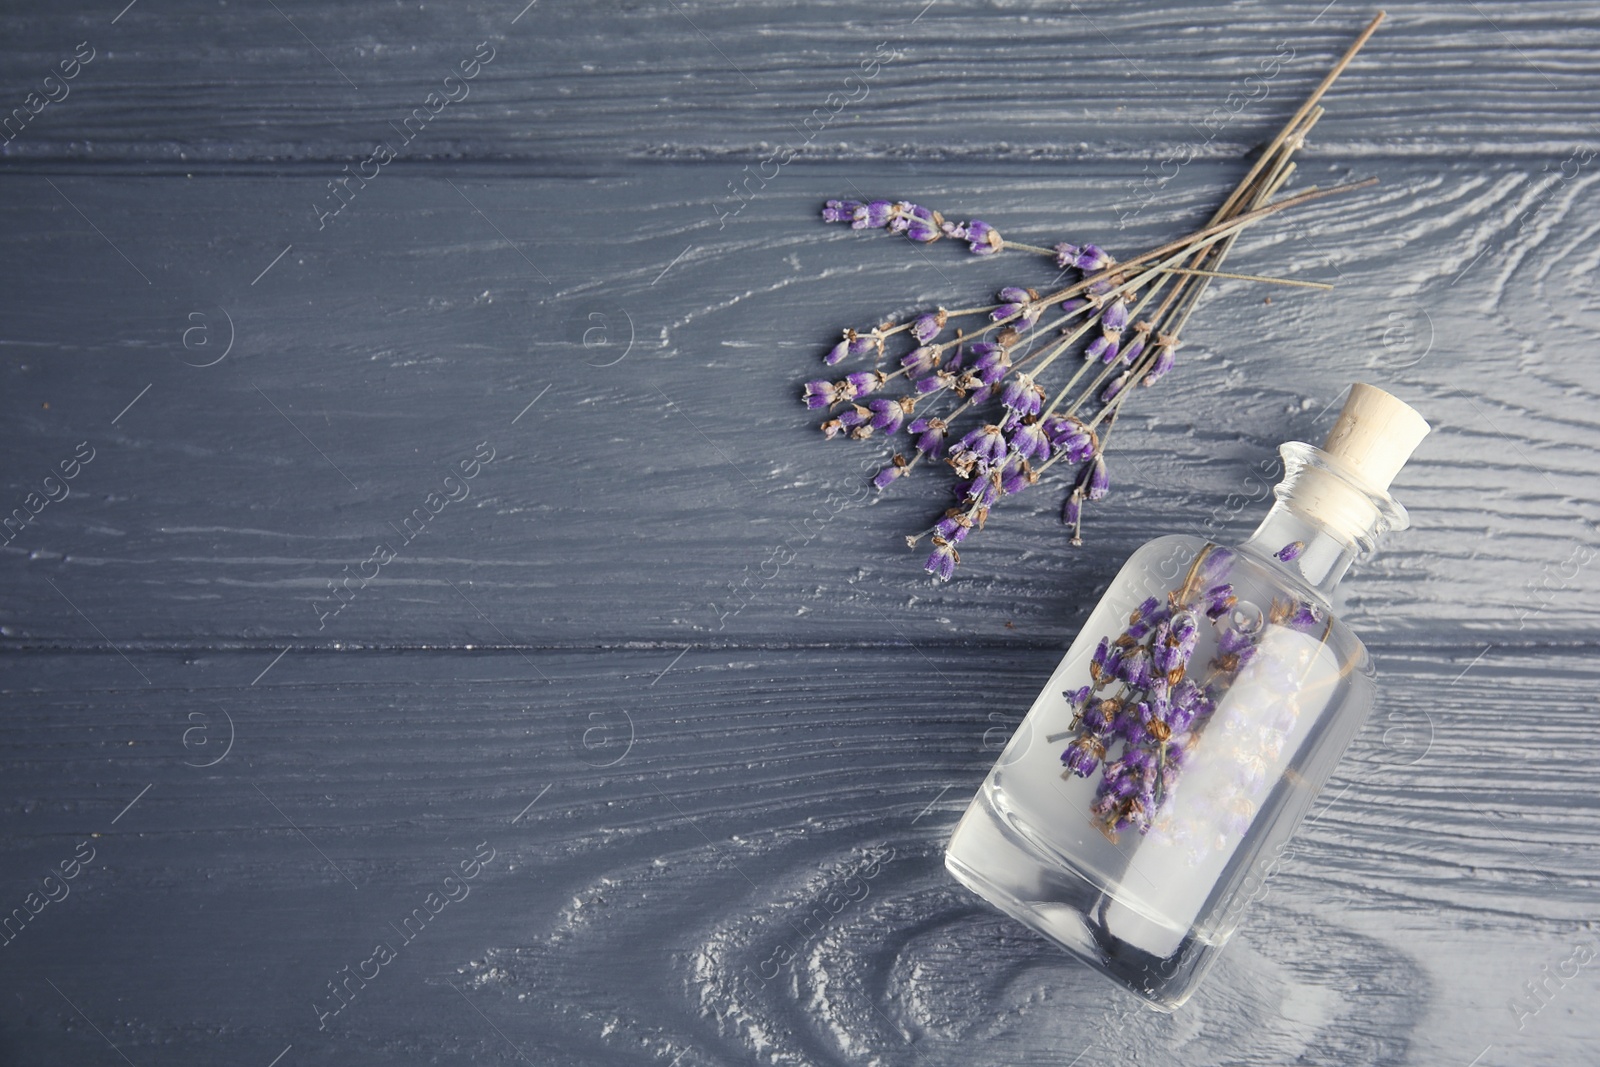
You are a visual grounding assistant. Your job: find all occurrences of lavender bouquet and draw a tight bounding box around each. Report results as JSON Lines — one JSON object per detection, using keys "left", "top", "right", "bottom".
{"left": 803, "top": 16, "right": 1383, "bottom": 581}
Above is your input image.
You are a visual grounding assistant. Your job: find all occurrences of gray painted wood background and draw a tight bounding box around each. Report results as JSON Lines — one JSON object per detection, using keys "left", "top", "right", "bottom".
{"left": 1, "top": 1, "right": 1596, "bottom": 1064}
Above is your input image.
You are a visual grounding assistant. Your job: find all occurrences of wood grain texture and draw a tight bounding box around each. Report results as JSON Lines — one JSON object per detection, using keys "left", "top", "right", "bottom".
{"left": 3, "top": 0, "right": 1599, "bottom": 1064}
{"left": 0, "top": 647, "right": 1594, "bottom": 1065}
{"left": 0, "top": 1, "right": 1598, "bottom": 164}
{"left": 1, "top": 161, "right": 1597, "bottom": 648}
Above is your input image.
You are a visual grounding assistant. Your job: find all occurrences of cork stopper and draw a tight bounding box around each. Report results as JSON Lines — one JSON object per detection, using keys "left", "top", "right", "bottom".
{"left": 1289, "top": 384, "right": 1430, "bottom": 544}
{"left": 1319, "top": 383, "right": 1431, "bottom": 492}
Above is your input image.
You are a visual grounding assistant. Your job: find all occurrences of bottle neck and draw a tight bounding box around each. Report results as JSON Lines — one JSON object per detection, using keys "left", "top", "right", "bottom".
{"left": 1237, "top": 442, "right": 1411, "bottom": 602}
{"left": 1239, "top": 503, "right": 1361, "bottom": 601}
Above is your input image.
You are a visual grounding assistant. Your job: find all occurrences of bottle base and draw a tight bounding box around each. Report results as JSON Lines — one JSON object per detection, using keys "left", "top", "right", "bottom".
{"left": 945, "top": 782, "right": 1216, "bottom": 1012}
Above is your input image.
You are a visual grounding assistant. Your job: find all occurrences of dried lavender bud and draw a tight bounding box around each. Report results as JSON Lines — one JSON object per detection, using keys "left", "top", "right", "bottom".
{"left": 1076, "top": 244, "right": 1112, "bottom": 271}
{"left": 1082, "top": 697, "right": 1116, "bottom": 733}
{"left": 867, "top": 397, "right": 907, "bottom": 434}
{"left": 1063, "top": 492, "right": 1083, "bottom": 529}
{"left": 1119, "top": 334, "right": 1147, "bottom": 366}
{"left": 933, "top": 512, "right": 971, "bottom": 542}
{"left": 907, "top": 415, "right": 949, "bottom": 455}
{"left": 1081, "top": 454, "right": 1110, "bottom": 501}
{"left": 1053, "top": 242, "right": 1081, "bottom": 270}
{"left": 925, "top": 536, "right": 959, "bottom": 581}
{"left": 999, "top": 454, "right": 1032, "bottom": 494}
{"left": 1060, "top": 297, "right": 1087, "bottom": 314}
{"left": 954, "top": 424, "right": 1007, "bottom": 467}
{"left": 838, "top": 404, "right": 872, "bottom": 429}
{"left": 1008, "top": 421, "right": 1051, "bottom": 462}
{"left": 1084, "top": 335, "right": 1111, "bottom": 363}
{"left": 992, "top": 287, "right": 1031, "bottom": 322}
{"left": 844, "top": 370, "right": 886, "bottom": 400}
{"left": 911, "top": 313, "right": 943, "bottom": 344}
{"left": 1000, "top": 373, "right": 1044, "bottom": 417}
{"left": 1063, "top": 734, "right": 1106, "bottom": 777}
{"left": 913, "top": 372, "right": 949, "bottom": 395}
{"left": 822, "top": 199, "right": 862, "bottom": 223}
{"left": 1043, "top": 416, "right": 1095, "bottom": 463}
{"left": 1102, "top": 299, "right": 1129, "bottom": 333}
{"left": 1119, "top": 647, "right": 1154, "bottom": 689}
{"left": 1203, "top": 583, "right": 1237, "bottom": 620}
{"left": 1276, "top": 540, "right": 1306, "bottom": 562}
{"left": 1101, "top": 370, "right": 1130, "bottom": 403}
{"left": 873, "top": 464, "right": 903, "bottom": 490}
{"left": 803, "top": 379, "right": 833, "bottom": 409}
{"left": 1143, "top": 343, "right": 1176, "bottom": 385}
{"left": 1089, "top": 636, "right": 1110, "bottom": 685}
{"left": 961, "top": 474, "right": 1001, "bottom": 507}
{"left": 824, "top": 339, "right": 851, "bottom": 365}
{"left": 964, "top": 219, "right": 1002, "bottom": 255}
{"left": 901, "top": 345, "right": 940, "bottom": 375}
{"left": 1197, "top": 546, "right": 1235, "bottom": 585}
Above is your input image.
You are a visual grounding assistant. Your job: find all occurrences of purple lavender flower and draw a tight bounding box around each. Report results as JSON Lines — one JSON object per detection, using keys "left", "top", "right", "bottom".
{"left": 822, "top": 199, "right": 862, "bottom": 223}
{"left": 999, "top": 453, "right": 1032, "bottom": 494}
{"left": 1285, "top": 602, "right": 1322, "bottom": 631}
{"left": 907, "top": 415, "right": 949, "bottom": 455}
{"left": 1155, "top": 612, "right": 1199, "bottom": 679}
{"left": 1118, "top": 646, "right": 1154, "bottom": 689}
{"left": 1062, "top": 491, "right": 1083, "bottom": 531}
{"left": 999, "top": 373, "right": 1044, "bottom": 417}
{"left": 992, "top": 287, "right": 1038, "bottom": 328}
{"left": 868, "top": 397, "right": 908, "bottom": 434}
{"left": 1076, "top": 244, "right": 1112, "bottom": 271}
{"left": 911, "top": 312, "right": 943, "bottom": 344}
{"left": 1116, "top": 701, "right": 1154, "bottom": 743}
{"left": 1276, "top": 540, "right": 1306, "bottom": 563}
{"left": 1089, "top": 636, "right": 1111, "bottom": 685}
{"left": 824, "top": 339, "right": 851, "bottom": 365}
{"left": 1082, "top": 697, "right": 1116, "bottom": 734}
{"left": 1102, "top": 299, "right": 1129, "bottom": 334}
{"left": 1203, "top": 582, "right": 1237, "bottom": 620}
{"left": 952, "top": 424, "right": 1007, "bottom": 468}
{"left": 1062, "top": 734, "right": 1106, "bottom": 777}
{"left": 1065, "top": 684, "right": 1092, "bottom": 715}
{"left": 837, "top": 404, "right": 872, "bottom": 430}
{"left": 1120, "top": 334, "right": 1147, "bottom": 366}
{"left": 872, "top": 464, "right": 903, "bottom": 489}
{"left": 924, "top": 536, "right": 959, "bottom": 581}
{"left": 1053, "top": 242, "right": 1081, "bottom": 270}
{"left": 1101, "top": 371, "right": 1130, "bottom": 403}
{"left": 803, "top": 379, "right": 833, "bottom": 409}
{"left": 1043, "top": 416, "right": 1096, "bottom": 463}
{"left": 965, "top": 470, "right": 1004, "bottom": 507}
{"left": 1009, "top": 420, "right": 1051, "bottom": 462}
{"left": 1197, "top": 546, "right": 1235, "bottom": 586}
{"left": 1082, "top": 454, "right": 1110, "bottom": 501}
{"left": 897, "top": 203, "right": 940, "bottom": 242}
{"left": 964, "top": 219, "right": 1001, "bottom": 255}
{"left": 844, "top": 370, "right": 886, "bottom": 400}
{"left": 907, "top": 217, "right": 939, "bottom": 242}
{"left": 901, "top": 345, "right": 940, "bottom": 376}
{"left": 933, "top": 511, "right": 972, "bottom": 542}
{"left": 1143, "top": 342, "right": 1176, "bottom": 385}
{"left": 913, "top": 371, "right": 950, "bottom": 395}
{"left": 854, "top": 200, "right": 893, "bottom": 229}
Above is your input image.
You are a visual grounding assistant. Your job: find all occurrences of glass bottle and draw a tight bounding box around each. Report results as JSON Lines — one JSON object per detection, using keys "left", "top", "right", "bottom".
{"left": 945, "top": 383, "right": 1430, "bottom": 1010}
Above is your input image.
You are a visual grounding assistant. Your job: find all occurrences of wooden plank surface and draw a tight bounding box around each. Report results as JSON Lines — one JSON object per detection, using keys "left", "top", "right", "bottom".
{"left": 3, "top": 1, "right": 1599, "bottom": 1065}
